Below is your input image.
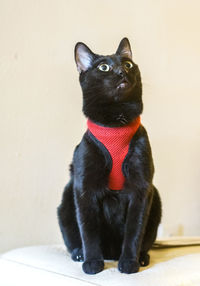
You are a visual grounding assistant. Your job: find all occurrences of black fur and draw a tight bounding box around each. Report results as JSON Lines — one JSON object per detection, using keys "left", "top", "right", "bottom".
{"left": 57, "top": 38, "right": 162, "bottom": 274}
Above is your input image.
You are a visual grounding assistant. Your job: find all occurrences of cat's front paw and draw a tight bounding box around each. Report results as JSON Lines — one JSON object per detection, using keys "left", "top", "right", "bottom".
{"left": 71, "top": 248, "right": 84, "bottom": 262}
{"left": 82, "top": 260, "right": 104, "bottom": 274}
{"left": 139, "top": 252, "right": 150, "bottom": 267}
{"left": 118, "top": 258, "right": 140, "bottom": 274}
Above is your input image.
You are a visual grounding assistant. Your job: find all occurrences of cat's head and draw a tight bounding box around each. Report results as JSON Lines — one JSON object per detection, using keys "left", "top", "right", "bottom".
{"left": 74, "top": 38, "right": 143, "bottom": 127}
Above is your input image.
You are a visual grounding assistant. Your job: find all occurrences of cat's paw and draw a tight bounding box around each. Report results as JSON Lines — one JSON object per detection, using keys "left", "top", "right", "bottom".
{"left": 118, "top": 258, "right": 140, "bottom": 274}
{"left": 82, "top": 260, "right": 104, "bottom": 274}
{"left": 139, "top": 252, "right": 150, "bottom": 267}
{"left": 71, "top": 248, "right": 84, "bottom": 262}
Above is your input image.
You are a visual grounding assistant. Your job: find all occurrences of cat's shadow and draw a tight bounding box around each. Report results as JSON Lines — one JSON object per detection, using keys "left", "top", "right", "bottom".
{"left": 104, "top": 246, "right": 200, "bottom": 272}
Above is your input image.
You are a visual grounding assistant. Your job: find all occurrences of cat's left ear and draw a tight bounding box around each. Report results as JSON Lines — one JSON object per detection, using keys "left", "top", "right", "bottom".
{"left": 116, "top": 38, "right": 132, "bottom": 59}
{"left": 74, "top": 42, "right": 95, "bottom": 73}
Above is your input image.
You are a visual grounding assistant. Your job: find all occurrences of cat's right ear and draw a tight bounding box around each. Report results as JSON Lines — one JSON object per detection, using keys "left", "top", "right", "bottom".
{"left": 74, "top": 43, "right": 95, "bottom": 73}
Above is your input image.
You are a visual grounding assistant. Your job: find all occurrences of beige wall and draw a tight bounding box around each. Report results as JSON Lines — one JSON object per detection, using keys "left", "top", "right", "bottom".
{"left": 1, "top": 0, "right": 200, "bottom": 253}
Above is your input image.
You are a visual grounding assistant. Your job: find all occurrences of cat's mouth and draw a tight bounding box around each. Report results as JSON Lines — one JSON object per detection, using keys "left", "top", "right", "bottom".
{"left": 116, "top": 79, "right": 132, "bottom": 91}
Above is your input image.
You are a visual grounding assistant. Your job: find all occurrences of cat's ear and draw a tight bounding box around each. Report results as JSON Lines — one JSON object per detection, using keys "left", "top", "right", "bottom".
{"left": 116, "top": 38, "right": 132, "bottom": 59}
{"left": 74, "top": 42, "right": 95, "bottom": 73}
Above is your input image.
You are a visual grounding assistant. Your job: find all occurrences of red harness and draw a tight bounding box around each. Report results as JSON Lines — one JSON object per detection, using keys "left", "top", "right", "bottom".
{"left": 87, "top": 117, "right": 141, "bottom": 190}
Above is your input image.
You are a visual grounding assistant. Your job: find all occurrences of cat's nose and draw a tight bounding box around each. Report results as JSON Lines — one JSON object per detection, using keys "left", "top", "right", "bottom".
{"left": 116, "top": 68, "right": 126, "bottom": 77}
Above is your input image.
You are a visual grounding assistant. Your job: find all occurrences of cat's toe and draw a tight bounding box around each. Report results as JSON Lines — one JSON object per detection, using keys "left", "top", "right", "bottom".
{"left": 118, "top": 258, "right": 140, "bottom": 274}
{"left": 82, "top": 260, "right": 104, "bottom": 274}
{"left": 139, "top": 252, "right": 150, "bottom": 267}
{"left": 71, "top": 248, "right": 84, "bottom": 262}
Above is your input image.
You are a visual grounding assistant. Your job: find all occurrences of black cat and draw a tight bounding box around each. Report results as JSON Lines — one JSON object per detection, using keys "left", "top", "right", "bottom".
{"left": 57, "top": 38, "right": 162, "bottom": 275}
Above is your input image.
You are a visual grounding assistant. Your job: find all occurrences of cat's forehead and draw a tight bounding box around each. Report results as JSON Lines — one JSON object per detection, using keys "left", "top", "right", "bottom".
{"left": 93, "top": 54, "right": 131, "bottom": 66}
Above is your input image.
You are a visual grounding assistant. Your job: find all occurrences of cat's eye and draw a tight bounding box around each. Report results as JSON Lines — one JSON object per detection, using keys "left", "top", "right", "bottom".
{"left": 124, "top": 61, "right": 133, "bottom": 69}
{"left": 98, "top": 63, "right": 110, "bottom": 72}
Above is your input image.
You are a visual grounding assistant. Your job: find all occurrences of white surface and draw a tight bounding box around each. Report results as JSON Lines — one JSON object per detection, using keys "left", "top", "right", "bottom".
{"left": 1, "top": 244, "right": 200, "bottom": 286}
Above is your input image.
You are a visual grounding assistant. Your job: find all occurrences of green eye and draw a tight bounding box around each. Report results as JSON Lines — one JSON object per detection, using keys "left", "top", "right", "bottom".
{"left": 124, "top": 61, "right": 133, "bottom": 69}
{"left": 98, "top": 63, "right": 110, "bottom": 72}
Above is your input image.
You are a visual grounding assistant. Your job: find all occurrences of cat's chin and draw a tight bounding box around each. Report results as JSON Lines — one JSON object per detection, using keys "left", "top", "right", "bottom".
{"left": 114, "top": 87, "right": 134, "bottom": 102}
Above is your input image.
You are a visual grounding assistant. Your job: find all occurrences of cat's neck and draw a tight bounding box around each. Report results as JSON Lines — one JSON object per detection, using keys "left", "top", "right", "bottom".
{"left": 83, "top": 100, "right": 143, "bottom": 127}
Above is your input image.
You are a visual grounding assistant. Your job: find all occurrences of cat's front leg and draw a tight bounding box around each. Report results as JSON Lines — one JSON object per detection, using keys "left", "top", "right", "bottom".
{"left": 74, "top": 190, "right": 104, "bottom": 274}
{"left": 118, "top": 189, "right": 153, "bottom": 274}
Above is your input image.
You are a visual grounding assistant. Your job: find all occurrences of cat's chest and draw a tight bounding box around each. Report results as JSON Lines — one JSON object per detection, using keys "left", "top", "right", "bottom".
{"left": 101, "top": 192, "right": 128, "bottom": 226}
{"left": 87, "top": 117, "right": 141, "bottom": 191}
